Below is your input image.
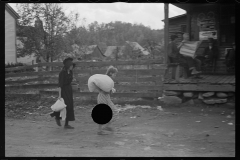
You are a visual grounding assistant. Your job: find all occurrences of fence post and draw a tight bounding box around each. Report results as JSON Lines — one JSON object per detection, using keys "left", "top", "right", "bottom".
{"left": 38, "top": 62, "right": 43, "bottom": 91}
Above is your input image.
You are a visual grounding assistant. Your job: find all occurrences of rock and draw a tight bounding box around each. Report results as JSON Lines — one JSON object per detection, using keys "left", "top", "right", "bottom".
{"left": 185, "top": 99, "right": 194, "bottom": 105}
{"left": 193, "top": 99, "right": 202, "bottom": 104}
{"left": 164, "top": 132, "right": 175, "bottom": 137}
{"left": 228, "top": 93, "right": 235, "bottom": 97}
{"left": 203, "top": 99, "right": 215, "bottom": 105}
{"left": 228, "top": 123, "right": 233, "bottom": 125}
{"left": 198, "top": 93, "right": 204, "bottom": 99}
{"left": 217, "top": 92, "right": 228, "bottom": 98}
{"left": 115, "top": 141, "right": 125, "bottom": 145}
{"left": 163, "top": 91, "right": 180, "bottom": 96}
{"left": 144, "top": 146, "right": 151, "bottom": 151}
{"left": 226, "top": 103, "right": 235, "bottom": 107}
{"left": 202, "top": 92, "right": 215, "bottom": 98}
{"left": 183, "top": 92, "right": 194, "bottom": 98}
{"left": 215, "top": 99, "right": 227, "bottom": 104}
{"left": 226, "top": 115, "right": 232, "bottom": 118}
{"left": 157, "top": 106, "right": 163, "bottom": 111}
{"left": 159, "top": 95, "right": 182, "bottom": 104}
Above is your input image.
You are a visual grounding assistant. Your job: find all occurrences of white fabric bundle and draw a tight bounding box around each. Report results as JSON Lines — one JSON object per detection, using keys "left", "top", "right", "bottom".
{"left": 88, "top": 74, "right": 114, "bottom": 92}
{"left": 51, "top": 98, "right": 66, "bottom": 112}
{"left": 179, "top": 41, "right": 202, "bottom": 58}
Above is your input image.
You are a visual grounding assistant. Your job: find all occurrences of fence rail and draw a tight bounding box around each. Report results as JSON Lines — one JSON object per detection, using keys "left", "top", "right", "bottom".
{"left": 5, "top": 60, "right": 166, "bottom": 99}
{"left": 5, "top": 59, "right": 164, "bottom": 72}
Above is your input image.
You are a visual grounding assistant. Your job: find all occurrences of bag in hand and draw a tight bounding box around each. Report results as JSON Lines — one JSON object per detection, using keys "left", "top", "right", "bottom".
{"left": 51, "top": 98, "right": 67, "bottom": 112}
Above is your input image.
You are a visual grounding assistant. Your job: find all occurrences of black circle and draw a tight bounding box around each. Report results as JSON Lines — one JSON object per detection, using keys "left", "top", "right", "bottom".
{"left": 91, "top": 104, "right": 113, "bottom": 125}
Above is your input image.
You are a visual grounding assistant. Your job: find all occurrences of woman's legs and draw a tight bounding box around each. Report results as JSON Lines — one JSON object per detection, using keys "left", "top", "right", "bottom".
{"left": 64, "top": 119, "right": 74, "bottom": 129}
{"left": 50, "top": 111, "right": 61, "bottom": 126}
{"left": 194, "top": 58, "right": 202, "bottom": 71}
{"left": 184, "top": 56, "right": 201, "bottom": 74}
{"left": 103, "top": 101, "right": 118, "bottom": 131}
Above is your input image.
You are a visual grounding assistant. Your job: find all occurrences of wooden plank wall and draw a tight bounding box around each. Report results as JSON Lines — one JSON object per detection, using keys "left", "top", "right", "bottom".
{"left": 168, "top": 16, "right": 187, "bottom": 45}
{"left": 5, "top": 9, "right": 17, "bottom": 64}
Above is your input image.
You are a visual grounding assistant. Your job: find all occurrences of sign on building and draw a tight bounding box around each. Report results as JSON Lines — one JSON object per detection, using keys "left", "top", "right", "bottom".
{"left": 199, "top": 30, "right": 217, "bottom": 41}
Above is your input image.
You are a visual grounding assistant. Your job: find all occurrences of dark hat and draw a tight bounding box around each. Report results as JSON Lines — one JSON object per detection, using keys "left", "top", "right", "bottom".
{"left": 63, "top": 57, "right": 74, "bottom": 69}
{"left": 63, "top": 57, "right": 73, "bottom": 65}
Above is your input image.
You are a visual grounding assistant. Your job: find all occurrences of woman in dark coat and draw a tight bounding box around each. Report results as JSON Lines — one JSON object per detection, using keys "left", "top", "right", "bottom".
{"left": 50, "top": 57, "right": 75, "bottom": 129}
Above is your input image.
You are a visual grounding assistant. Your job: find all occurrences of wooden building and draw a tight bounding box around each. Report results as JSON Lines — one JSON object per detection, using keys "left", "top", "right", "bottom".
{"left": 5, "top": 4, "right": 20, "bottom": 64}
{"left": 16, "top": 17, "right": 49, "bottom": 65}
{"left": 162, "top": 3, "right": 235, "bottom": 94}
{"left": 162, "top": 14, "right": 187, "bottom": 44}
{"left": 166, "top": 4, "right": 235, "bottom": 74}
{"left": 84, "top": 45, "right": 105, "bottom": 61}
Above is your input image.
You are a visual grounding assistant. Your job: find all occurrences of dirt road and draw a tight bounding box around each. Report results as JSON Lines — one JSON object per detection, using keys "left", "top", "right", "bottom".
{"left": 5, "top": 100, "right": 235, "bottom": 157}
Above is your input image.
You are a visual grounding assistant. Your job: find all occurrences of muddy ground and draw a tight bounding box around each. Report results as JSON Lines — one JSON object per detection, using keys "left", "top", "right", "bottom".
{"left": 5, "top": 94, "right": 235, "bottom": 157}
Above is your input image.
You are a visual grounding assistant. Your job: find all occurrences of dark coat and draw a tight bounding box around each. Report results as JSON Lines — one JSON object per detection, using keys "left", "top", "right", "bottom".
{"left": 203, "top": 45, "right": 219, "bottom": 61}
{"left": 58, "top": 68, "right": 75, "bottom": 121}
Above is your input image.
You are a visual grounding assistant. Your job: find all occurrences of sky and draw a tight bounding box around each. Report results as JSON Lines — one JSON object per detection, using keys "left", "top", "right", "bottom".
{"left": 8, "top": 3, "right": 186, "bottom": 30}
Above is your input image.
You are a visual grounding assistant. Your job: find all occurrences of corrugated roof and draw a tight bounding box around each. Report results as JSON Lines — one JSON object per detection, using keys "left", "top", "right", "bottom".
{"left": 126, "top": 41, "right": 150, "bottom": 55}
{"left": 104, "top": 46, "right": 117, "bottom": 57}
{"left": 86, "top": 45, "right": 97, "bottom": 54}
{"left": 104, "top": 46, "right": 125, "bottom": 57}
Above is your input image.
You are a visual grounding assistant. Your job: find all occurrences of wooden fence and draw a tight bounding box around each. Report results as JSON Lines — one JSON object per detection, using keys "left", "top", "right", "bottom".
{"left": 5, "top": 59, "right": 166, "bottom": 99}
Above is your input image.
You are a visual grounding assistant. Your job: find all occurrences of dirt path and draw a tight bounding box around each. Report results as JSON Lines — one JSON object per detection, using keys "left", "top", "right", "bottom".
{"left": 5, "top": 103, "right": 235, "bottom": 157}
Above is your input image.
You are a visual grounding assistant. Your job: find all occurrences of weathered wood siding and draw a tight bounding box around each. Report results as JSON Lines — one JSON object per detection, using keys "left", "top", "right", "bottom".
{"left": 5, "top": 10, "right": 17, "bottom": 64}
{"left": 168, "top": 15, "right": 187, "bottom": 45}
{"left": 190, "top": 5, "right": 219, "bottom": 41}
{"left": 189, "top": 5, "right": 235, "bottom": 74}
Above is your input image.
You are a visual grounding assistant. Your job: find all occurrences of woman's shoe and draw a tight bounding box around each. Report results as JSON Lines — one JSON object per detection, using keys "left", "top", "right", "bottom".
{"left": 103, "top": 126, "right": 114, "bottom": 131}
{"left": 55, "top": 118, "right": 61, "bottom": 126}
{"left": 64, "top": 125, "right": 74, "bottom": 129}
{"left": 50, "top": 112, "right": 55, "bottom": 117}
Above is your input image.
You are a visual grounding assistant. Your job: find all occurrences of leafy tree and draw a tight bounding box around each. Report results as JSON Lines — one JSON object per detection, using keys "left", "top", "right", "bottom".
{"left": 16, "top": 3, "right": 78, "bottom": 63}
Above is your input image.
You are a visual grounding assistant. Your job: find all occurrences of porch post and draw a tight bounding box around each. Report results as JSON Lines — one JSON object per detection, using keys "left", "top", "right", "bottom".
{"left": 187, "top": 10, "right": 191, "bottom": 41}
{"left": 164, "top": 3, "right": 169, "bottom": 65}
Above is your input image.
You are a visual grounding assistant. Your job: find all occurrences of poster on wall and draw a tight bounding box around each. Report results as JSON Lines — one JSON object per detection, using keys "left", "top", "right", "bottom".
{"left": 197, "top": 12, "right": 216, "bottom": 31}
{"left": 199, "top": 30, "right": 217, "bottom": 41}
